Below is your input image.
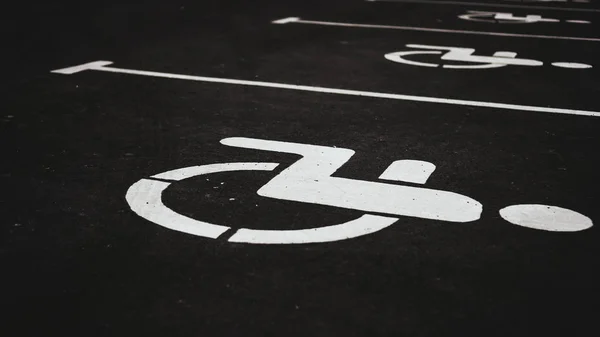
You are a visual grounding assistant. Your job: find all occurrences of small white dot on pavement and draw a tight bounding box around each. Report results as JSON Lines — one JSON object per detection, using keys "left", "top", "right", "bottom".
{"left": 566, "top": 20, "right": 591, "bottom": 24}
{"left": 552, "top": 62, "right": 592, "bottom": 69}
{"left": 500, "top": 204, "right": 593, "bottom": 232}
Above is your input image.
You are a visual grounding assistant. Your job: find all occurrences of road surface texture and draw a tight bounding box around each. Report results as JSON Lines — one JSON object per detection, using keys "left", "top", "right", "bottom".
{"left": 2, "top": 0, "right": 599, "bottom": 336}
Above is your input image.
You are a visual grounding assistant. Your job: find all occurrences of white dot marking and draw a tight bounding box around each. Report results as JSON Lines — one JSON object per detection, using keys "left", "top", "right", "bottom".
{"left": 500, "top": 204, "right": 593, "bottom": 232}
{"left": 552, "top": 62, "right": 592, "bottom": 69}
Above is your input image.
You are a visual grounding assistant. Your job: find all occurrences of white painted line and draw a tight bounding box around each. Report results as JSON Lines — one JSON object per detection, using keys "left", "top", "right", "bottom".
{"left": 51, "top": 61, "right": 600, "bottom": 117}
{"left": 272, "top": 17, "right": 300, "bottom": 24}
{"left": 365, "top": 0, "right": 600, "bottom": 13}
{"left": 272, "top": 17, "right": 600, "bottom": 42}
{"left": 51, "top": 61, "right": 114, "bottom": 74}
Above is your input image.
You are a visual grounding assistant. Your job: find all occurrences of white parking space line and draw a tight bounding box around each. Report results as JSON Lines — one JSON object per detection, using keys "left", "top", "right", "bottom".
{"left": 272, "top": 17, "right": 600, "bottom": 42}
{"left": 51, "top": 61, "right": 600, "bottom": 117}
{"left": 366, "top": 0, "right": 600, "bottom": 13}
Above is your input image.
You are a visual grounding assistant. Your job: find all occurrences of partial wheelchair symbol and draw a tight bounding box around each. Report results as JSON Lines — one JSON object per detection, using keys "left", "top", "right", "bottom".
{"left": 458, "top": 11, "right": 590, "bottom": 24}
{"left": 503, "top": 0, "right": 589, "bottom": 3}
{"left": 126, "top": 137, "right": 593, "bottom": 245}
{"left": 384, "top": 44, "right": 593, "bottom": 69}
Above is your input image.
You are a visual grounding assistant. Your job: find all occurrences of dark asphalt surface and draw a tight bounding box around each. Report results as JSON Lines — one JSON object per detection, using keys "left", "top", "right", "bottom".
{"left": 3, "top": 1, "right": 600, "bottom": 336}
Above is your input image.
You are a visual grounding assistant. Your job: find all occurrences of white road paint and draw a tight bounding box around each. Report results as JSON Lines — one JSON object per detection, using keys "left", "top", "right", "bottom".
{"left": 494, "top": 12, "right": 558, "bottom": 22}
{"left": 223, "top": 137, "right": 482, "bottom": 222}
{"left": 458, "top": 11, "right": 591, "bottom": 24}
{"left": 552, "top": 62, "right": 593, "bottom": 68}
{"left": 150, "top": 163, "right": 280, "bottom": 181}
{"left": 385, "top": 45, "right": 544, "bottom": 69}
{"left": 51, "top": 61, "right": 600, "bottom": 117}
{"left": 365, "top": 0, "right": 600, "bottom": 12}
{"left": 500, "top": 204, "right": 593, "bottom": 232}
{"left": 505, "top": 0, "right": 588, "bottom": 3}
{"left": 125, "top": 137, "right": 593, "bottom": 243}
{"left": 459, "top": 11, "right": 560, "bottom": 23}
{"left": 385, "top": 50, "right": 443, "bottom": 68}
{"left": 127, "top": 179, "right": 230, "bottom": 238}
{"left": 125, "top": 137, "right": 481, "bottom": 244}
{"left": 228, "top": 215, "right": 398, "bottom": 244}
{"left": 126, "top": 162, "right": 278, "bottom": 239}
{"left": 128, "top": 169, "right": 399, "bottom": 245}
{"left": 272, "top": 17, "right": 300, "bottom": 24}
{"left": 51, "top": 61, "right": 114, "bottom": 74}
{"left": 271, "top": 17, "right": 600, "bottom": 42}
{"left": 386, "top": 44, "right": 592, "bottom": 69}
{"left": 379, "top": 160, "right": 436, "bottom": 184}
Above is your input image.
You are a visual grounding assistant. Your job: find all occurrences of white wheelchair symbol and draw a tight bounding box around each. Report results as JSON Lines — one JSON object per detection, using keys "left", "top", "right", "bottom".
{"left": 126, "top": 137, "right": 593, "bottom": 245}
{"left": 459, "top": 11, "right": 560, "bottom": 23}
{"left": 458, "top": 10, "right": 590, "bottom": 24}
{"left": 504, "top": 0, "right": 588, "bottom": 3}
{"left": 385, "top": 44, "right": 592, "bottom": 69}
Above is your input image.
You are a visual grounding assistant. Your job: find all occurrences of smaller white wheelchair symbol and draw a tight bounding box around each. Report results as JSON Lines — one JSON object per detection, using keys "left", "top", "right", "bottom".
{"left": 458, "top": 10, "right": 590, "bottom": 24}
{"left": 385, "top": 44, "right": 592, "bottom": 69}
{"left": 126, "top": 137, "right": 593, "bottom": 245}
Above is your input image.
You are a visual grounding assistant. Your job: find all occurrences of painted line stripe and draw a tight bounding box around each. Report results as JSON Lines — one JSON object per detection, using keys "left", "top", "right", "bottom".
{"left": 51, "top": 61, "right": 600, "bottom": 118}
{"left": 272, "top": 17, "right": 600, "bottom": 42}
{"left": 365, "top": 0, "right": 600, "bottom": 13}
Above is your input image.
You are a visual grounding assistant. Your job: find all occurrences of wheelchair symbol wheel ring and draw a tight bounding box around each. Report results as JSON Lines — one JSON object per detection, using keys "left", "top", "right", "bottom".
{"left": 126, "top": 162, "right": 399, "bottom": 244}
